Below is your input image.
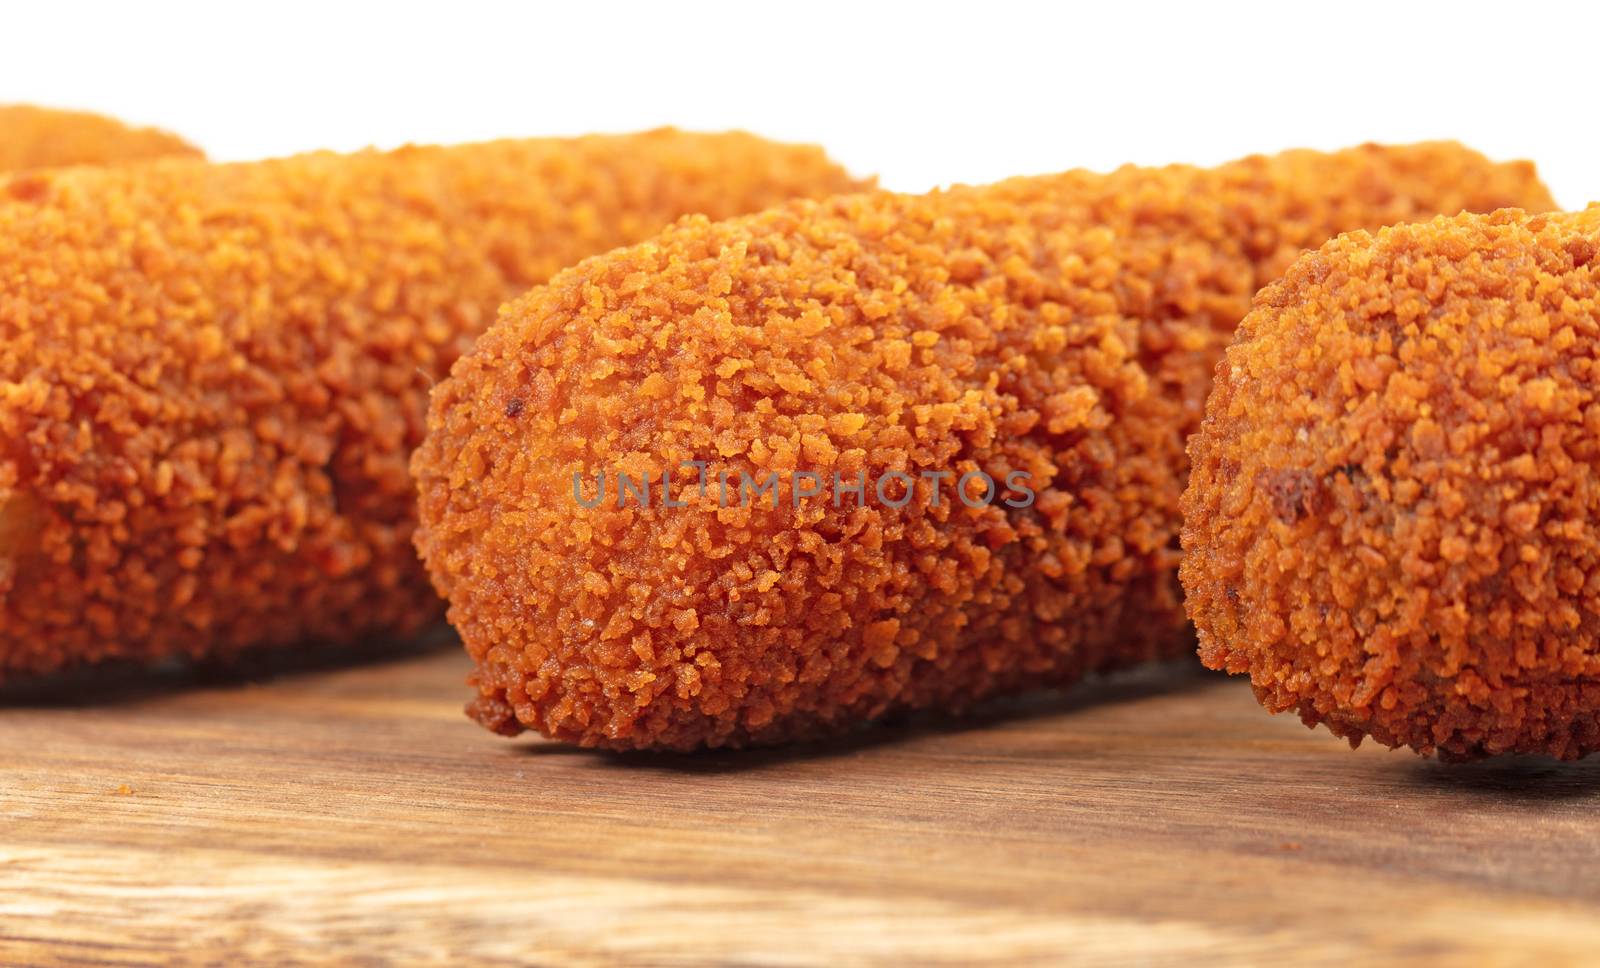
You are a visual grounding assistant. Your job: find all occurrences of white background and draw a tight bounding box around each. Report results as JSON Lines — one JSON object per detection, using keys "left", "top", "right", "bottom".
{"left": 2, "top": 1, "right": 1595, "bottom": 208}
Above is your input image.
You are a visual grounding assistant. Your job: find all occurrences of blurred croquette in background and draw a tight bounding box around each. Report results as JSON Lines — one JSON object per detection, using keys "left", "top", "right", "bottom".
{"left": 0, "top": 104, "right": 200, "bottom": 170}
{"left": 0, "top": 130, "right": 863, "bottom": 680}
{"left": 1182, "top": 205, "right": 1600, "bottom": 760}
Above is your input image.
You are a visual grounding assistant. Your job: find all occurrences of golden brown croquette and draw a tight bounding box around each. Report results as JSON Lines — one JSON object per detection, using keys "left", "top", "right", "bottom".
{"left": 0, "top": 104, "right": 200, "bottom": 170}
{"left": 413, "top": 143, "right": 1553, "bottom": 750}
{"left": 0, "top": 130, "right": 865, "bottom": 679}
{"left": 1183, "top": 205, "right": 1600, "bottom": 761}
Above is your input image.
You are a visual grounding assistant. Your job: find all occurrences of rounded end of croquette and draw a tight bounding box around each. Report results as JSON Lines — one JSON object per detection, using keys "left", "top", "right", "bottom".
{"left": 1181, "top": 204, "right": 1600, "bottom": 760}
{"left": 414, "top": 191, "right": 1196, "bottom": 751}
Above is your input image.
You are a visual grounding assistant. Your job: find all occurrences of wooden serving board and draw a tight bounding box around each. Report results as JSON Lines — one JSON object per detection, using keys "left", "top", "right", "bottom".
{"left": 3, "top": 640, "right": 1598, "bottom": 966}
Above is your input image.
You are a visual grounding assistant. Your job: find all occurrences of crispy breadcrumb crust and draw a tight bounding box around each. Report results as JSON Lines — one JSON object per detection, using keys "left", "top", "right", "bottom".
{"left": 0, "top": 104, "right": 200, "bottom": 170}
{"left": 1183, "top": 206, "right": 1600, "bottom": 760}
{"left": 0, "top": 130, "right": 864, "bottom": 678}
{"left": 415, "top": 142, "right": 1552, "bottom": 750}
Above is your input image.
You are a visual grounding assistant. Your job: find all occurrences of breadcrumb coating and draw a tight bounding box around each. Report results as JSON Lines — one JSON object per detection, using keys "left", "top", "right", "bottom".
{"left": 0, "top": 104, "right": 200, "bottom": 170}
{"left": 414, "top": 142, "right": 1552, "bottom": 750}
{"left": 0, "top": 130, "right": 864, "bottom": 679}
{"left": 1183, "top": 205, "right": 1600, "bottom": 760}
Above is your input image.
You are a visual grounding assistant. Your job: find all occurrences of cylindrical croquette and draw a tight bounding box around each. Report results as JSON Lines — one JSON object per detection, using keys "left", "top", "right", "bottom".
{"left": 1183, "top": 205, "right": 1600, "bottom": 760}
{"left": 0, "top": 130, "right": 866, "bottom": 678}
{"left": 413, "top": 142, "right": 1553, "bottom": 750}
{"left": 0, "top": 104, "right": 200, "bottom": 170}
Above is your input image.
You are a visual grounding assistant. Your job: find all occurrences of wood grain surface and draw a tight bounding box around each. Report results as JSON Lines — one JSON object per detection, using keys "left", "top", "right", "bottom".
{"left": 3, "top": 639, "right": 1599, "bottom": 966}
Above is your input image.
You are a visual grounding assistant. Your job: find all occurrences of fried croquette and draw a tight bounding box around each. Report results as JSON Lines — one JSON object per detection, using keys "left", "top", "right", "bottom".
{"left": 0, "top": 130, "right": 865, "bottom": 679}
{"left": 0, "top": 104, "right": 200, "bottom": 170}
{"left": 413, "top": 142, "right": 1553, "bottom": 750}
{"left": 1183, "top": 205, "right": 1600, "bottom": 761}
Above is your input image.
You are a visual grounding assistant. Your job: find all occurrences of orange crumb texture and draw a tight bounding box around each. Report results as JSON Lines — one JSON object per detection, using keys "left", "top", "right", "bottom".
{"left": 0, "top": 104, "right": 201, "bottom": 170}
{"left": 0, "top": 130, "right": 865, "bottom": 678}
{"left": 1183, "top": 206, "right": 1600, "bottom": 760}
{"left": 414, "top": 142, "right": 1552, "bottom": 750}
